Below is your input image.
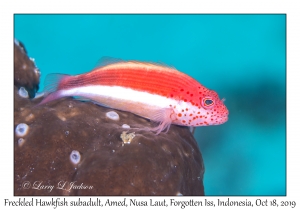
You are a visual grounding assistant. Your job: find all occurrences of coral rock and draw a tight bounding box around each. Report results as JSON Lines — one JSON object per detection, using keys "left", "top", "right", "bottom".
{"left": 14, "top": 40, "right": 40, "bottom": 98}
{"left": 14, "top": 41, "right": 205, "bottom": 196}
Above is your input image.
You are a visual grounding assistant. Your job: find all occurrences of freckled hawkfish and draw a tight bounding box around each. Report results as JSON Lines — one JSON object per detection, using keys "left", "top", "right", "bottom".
{"left": 39, "top": 57, "right": 229, "bottom": 134}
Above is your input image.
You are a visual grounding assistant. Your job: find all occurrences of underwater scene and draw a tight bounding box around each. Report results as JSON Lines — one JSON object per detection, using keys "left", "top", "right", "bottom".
{"left": 14, "top": 14, "right": 286, "bottom": 196}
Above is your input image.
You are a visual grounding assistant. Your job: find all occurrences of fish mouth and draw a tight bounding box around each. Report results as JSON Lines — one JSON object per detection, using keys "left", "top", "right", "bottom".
{"left": 222, "top": 116, "right": 228, "bottom": 123}
{"left": 217, "top": 115, "right": 229, "bottom": 124}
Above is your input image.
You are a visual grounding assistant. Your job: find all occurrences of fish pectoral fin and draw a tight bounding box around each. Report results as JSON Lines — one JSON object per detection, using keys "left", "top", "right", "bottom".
{"left": 150, "top": 108, "right": 175, "bottom": 135}
{"left": 189, "top": 126, "right": 196, "bottom": 135}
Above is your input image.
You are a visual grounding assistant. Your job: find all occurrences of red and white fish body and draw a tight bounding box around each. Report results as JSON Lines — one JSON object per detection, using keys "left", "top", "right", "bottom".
{"left": 39, "top": 59, "right": 229, "bottom": 134}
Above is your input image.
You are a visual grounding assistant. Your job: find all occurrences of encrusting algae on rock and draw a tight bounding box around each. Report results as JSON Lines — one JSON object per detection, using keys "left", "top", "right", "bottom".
{"left": 15, "top": 123, "right": 29, "bottom": 137}
{"left": 70, "top": 150, "right": 81, "bottom": 166}
{"left": 106, "top": 111, "right": 120, "bottom": 121}
{"left": 120, "top": 131, "right": 136, "bottom": 145}
{"left": 13, "top": 39, "right": 230, "bottom": 195}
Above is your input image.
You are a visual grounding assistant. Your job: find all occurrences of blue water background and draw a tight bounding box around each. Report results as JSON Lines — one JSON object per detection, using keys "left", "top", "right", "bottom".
{"left": 14, "top": 14, "right": 286, "bottom": 196}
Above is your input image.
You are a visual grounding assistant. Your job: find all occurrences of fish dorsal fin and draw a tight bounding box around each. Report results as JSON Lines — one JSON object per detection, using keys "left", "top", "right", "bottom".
{"left": 95, "top": 56, "right": 125, "bottom": 68}
{"left": 127, "top": 60, "right": 177, "bottom": 71}
{"left": 148, "top": 61, "right": 176, "bottom": 69}
{"left": 96, "top": 56, "right": 177, "bottom": 71}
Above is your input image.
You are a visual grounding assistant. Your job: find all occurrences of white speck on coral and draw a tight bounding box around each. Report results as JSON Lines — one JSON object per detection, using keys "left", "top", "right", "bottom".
{"left": 112, "top": 150, "right": 115, "bottom": 153}
{"left": 18, "top": 87, "right": 29, "bottom": 98}
{"left": 177, "top": 192, "right": 183, "bottom": 196}
{"left": 18, "top": 138, "right": 25, "bottom": 147}
{"left": 122, "top": 124, "right": 130, "bottom": 129}
{"left": 65, "top": 131, "right": 69, "bottom": 135}
{"left": 34, "top": 68, "right": 40, "bottom": 75}
{"left": 70, "top": 150, "right": 81, "bottom": 165}
{"left": 29, "top": 57, "right": 35, "bottom": 62}
{"left": 15, "top": 123, "right": 29, "bottom": 137}
{"left": 22, "top": 64, "right": 27, "bottom": 70}
{"left": 106, "top": 111, "right": 119, "bottom": 121}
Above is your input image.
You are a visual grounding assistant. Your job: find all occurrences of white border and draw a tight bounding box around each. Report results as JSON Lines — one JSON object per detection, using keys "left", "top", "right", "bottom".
{"left": 1, "top": 0, "right": 299, "bottom": 209}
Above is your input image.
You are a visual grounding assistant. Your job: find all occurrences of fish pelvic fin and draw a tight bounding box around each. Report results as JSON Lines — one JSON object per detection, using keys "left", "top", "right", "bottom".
{"left": 150, "top": 108, "right": 175, "bottom": 135}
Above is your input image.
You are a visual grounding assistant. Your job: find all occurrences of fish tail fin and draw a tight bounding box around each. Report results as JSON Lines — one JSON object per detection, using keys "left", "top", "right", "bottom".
{"left": 37, "top": 73, "right": 72, "bottom": 106}
{"left": 43, "top": 73, "right": 71, "bottom": 93}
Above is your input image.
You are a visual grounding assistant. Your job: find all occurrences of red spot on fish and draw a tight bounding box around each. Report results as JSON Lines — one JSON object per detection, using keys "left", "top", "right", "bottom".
{"left": 181, "top": 89, "right": 184, "bottom": 91}
{"left": 182, "top": 120, "right": 186, "bottom": 123}
{"left": 178, "top": 113, "right": 182, "bottom": 117}
{"left": 182, "top": 109, "right": 184, "bottom": 112}
{"left": 189, "top": 113, "right": 193, "bottom": 116}
{"left": 186, "top": 108, "right": 188, "bottom": 111}
{"left": 197, "top": 112, "right": 200, "bottom": 114}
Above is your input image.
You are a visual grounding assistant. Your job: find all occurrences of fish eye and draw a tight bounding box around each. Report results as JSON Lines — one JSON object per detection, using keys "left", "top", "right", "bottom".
{"left": 202, "top": 97, "right": 214, "bottom": 107}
